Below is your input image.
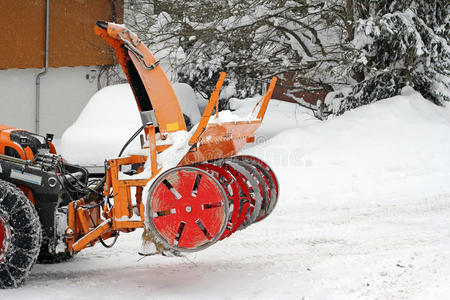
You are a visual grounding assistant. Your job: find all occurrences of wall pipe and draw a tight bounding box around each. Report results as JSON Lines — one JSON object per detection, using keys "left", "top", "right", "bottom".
{"left": 35, "top": 0, "right": 50, "bottom": 134}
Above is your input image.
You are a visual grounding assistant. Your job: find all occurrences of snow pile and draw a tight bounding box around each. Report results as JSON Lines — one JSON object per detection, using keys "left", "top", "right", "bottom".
{"left": 118, "top": 128, "right": 197, "bottom": 181}
{"left": 155, "top": 130, "right": 195, "bottom": 169}
{"left": 60, "top": 83, "right": 202, "bottom": 166}
{"left": 228, "top": 87, "right": 450, "bottom": 298}
{"left": 207, "top": 110, "right": 248, "bottom": 124}
{"left": 173, "top": 82, "right": 201, "bottom": 125}
{"left": 250, "top": 86, "right": 450, "bottom": 206}
{"left": 232, "top": 96, "right": 319, "bottom": 140}
{"left": 60, "top": 84, "right": 141, "bottom": 165}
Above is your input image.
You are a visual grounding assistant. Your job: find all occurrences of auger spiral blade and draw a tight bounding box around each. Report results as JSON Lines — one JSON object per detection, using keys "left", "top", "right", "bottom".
{"left": 145, "top": 157, "right": 279, "bottom": 253}
{"left": 195, "top": 163, "right": 241, "bottom": 240}
{"left": 223, "top": 160, "right": 263, "bottom": 229}
{"left": 232, "top": 156, "right": 279, "bottom": 221}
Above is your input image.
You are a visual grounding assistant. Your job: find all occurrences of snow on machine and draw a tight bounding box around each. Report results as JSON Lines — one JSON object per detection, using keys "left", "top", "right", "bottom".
{"left": 0, "top": 21, "right": 279, "bottom": 288}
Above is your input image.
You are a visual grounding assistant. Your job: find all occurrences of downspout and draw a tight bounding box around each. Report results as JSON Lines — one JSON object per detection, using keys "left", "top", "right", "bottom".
{"left": 35, "top": 0, "right": 50, "bottom": 134}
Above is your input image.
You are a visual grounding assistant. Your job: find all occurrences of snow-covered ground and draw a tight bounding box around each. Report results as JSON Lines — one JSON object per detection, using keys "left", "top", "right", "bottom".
{"left": 4, "top": 87, "right": 450, "bottom": 299}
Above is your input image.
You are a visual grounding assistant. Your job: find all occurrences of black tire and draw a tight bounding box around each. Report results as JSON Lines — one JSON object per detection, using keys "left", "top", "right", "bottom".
{"left": 0, "top": 180, "right": 42, "bottom": 288}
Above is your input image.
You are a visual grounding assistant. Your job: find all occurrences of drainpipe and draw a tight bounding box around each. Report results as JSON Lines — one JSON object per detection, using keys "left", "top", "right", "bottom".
{"left": 35, "top": 0, "right": 50, "bottom": 134}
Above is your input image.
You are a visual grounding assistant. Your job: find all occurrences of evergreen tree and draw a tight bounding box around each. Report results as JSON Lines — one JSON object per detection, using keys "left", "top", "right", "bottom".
{"left": 326, "top": 0, "right": 450, "bottom": 114}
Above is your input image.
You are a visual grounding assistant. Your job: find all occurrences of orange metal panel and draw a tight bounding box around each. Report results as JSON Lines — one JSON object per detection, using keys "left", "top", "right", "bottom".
{"left": 0, "top": 128, "right": 31, "bottom": 160}
{"left": 66, "top": 202, "right": 76, "bottom": 251}
{"left": 72, "top": 220, "right": 112, "bottom": 253}
{"left": 256, "top": 77, "right": 278, "bottom": 120}
{"left": 144, "top": 125, "right": 158, "bottom": 175}
{"left": 76, "top": 208, "right": 91, "bottom": 235}
{"left": 106, "top": 154, "right": 152, "bottom": 228}
{"left": 0, "top": 125, "right": 14, "bottom": 131}
{"left": 179, "top": 121, "right": 261, "bottom": 166}
{"left": 108, "top": 159, "right": 133, "bottom": 220}
{"left": 128, "top": 52, "right": 187, "bottom": 133}
{"left": 114, "top": 221, "right": 144, "bottom": 229}
{"left": 189, "top": 72, "right": 227, "bottom": 146}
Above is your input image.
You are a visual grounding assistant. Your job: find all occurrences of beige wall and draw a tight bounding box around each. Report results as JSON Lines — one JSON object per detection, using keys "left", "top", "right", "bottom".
{"left": 0, "top": 67, "right": 102, "bottom": 138}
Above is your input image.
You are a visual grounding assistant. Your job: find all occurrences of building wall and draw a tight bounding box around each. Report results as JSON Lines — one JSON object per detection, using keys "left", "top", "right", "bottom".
{"left": 0, "top": 0, "right": 123, "bottom": 69}
{"left": 0, "top": 1, "right": 124, "bottom": 138}
{"left": 0, "top": 67, "right": 101, "bottom": 138}
{"left": 271, "top": 72, "right": 329, "bottom": 107}
{"left": 272, "top": 85, "right": 328, "bottom": 106}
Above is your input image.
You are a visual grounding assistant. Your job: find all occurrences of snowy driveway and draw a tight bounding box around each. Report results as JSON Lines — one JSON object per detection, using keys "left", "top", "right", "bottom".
{"left": 4, "top": 189, "right": 449, "bottom": 299}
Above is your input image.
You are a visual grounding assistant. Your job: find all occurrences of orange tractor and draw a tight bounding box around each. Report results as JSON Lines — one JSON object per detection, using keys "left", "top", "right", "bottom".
{"left": 0, "top": 21, "right": 279, "bottom": 288}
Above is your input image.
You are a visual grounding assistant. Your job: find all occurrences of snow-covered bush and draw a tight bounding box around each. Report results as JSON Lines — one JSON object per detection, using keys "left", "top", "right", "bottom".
{"left": 124, "top": 0, "right": 345, "bottom": 105}
{"left": 327, "top": 0, "right": 450, "bottom": 114}
{"left": 116, "top": 1, "right": 450, "bottom": 117}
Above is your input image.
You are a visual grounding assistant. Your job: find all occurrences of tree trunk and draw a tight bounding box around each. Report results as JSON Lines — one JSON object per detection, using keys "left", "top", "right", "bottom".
{"left": 346, "top": 0, "right": 354, "bottom": 41}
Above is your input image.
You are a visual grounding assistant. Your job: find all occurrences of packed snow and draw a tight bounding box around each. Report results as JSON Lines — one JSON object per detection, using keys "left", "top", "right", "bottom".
{"left": 5, "top": 86, "right": 450, "bottom": 299}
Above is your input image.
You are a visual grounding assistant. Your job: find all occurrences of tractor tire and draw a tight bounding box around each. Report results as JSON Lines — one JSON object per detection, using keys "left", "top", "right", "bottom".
{"left": 0, "top": 180, "right": 42, "bottom": 288}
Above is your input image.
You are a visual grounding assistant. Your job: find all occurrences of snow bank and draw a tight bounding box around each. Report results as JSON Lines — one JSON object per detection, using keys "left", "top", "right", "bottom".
{"left": 60, "top": 83, "right": 202, "bottom": 166}
{"left": 248, "top": 86, "right": 450, "bottom": 206}
{"left": 232, "top": 96, "right": 319, "bottom": 141}
{"left": 227, "top": 87, "right": 450, "bottom": 299}
{"left": 60, "top": 84, "right": 141, "bottom": 165}
{"left": 172, "top": 82, "right": 201, "bottom": 125}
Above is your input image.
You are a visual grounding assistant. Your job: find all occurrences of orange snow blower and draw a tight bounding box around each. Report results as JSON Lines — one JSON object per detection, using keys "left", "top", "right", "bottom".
{"left": 86, "top": 21, "right": 279, "bottom": 253}
{"left": 0, "top": 21, "right": 278, "bottom": 288}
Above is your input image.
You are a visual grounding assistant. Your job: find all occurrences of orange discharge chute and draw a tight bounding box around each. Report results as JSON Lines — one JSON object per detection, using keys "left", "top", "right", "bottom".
{"left": 94, "top": 21, "right": 186, "bottom": 133}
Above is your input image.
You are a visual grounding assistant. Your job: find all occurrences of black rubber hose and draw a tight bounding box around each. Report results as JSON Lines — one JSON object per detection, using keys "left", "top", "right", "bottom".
{"left": 118, "top": 123, "right": 150, "bottom": 157}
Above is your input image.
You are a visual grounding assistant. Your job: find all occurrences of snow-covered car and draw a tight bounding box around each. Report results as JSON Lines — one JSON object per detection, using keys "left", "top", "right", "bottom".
{"left": 60, "top": 83, "right": 202, "bottom": 172}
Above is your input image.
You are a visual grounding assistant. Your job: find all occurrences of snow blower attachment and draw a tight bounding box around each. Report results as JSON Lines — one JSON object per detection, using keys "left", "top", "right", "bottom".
{"left": 92, "top": 21, "right": 280, "bottom": 253}
{"left": 0, "top": 21, "right": 278, "bottom": 287}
